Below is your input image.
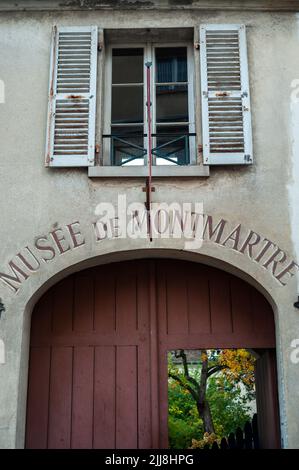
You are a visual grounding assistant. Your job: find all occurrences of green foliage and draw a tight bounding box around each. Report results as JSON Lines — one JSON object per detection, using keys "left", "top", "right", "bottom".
{"left": 168, "top": 415, "right": 203, "bottom": 449}
{"left": 207, "top": 376, "right": 253, "bottom": 437}
{"left": 168, "top": 379, "right": 203, "bottom": 448}
{"left": 167, "top": 349, "right": 256, "bottom": 449}
{"left": 168, "top": 379, "right": 195, "bottom": 419}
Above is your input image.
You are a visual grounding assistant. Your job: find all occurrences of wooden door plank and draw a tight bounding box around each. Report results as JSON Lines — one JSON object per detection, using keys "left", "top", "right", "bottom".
{"left": 165, "top": 263, "right": 188, "bottom": 335}
{"left": 116, "top": 346, "right": 138, "bottom": 449}
{"left": 209, "top": 272, "right": 233, "bottom": 335}
{"left": 94, "top": 265, "right": 116, "bottom": 333}
{"left": 71, "top": 346, "right": 94, "bottom": 448}
{"left": 52, "top": 277, "right": 74, "bottom": 335}
{"left": 252, "top": 290, "right": 275, "bottom": 337}
{"left": 93, "top": 346, "right": 116, "bottom": 449}
{"left": 25, "top": 347, "right": 51, "bottom": 449}
{"left": 115, "top": 263, "right": 138, "bottom": 333}
{"left": 73, "top": 272, "right": 94, "bottom": 333}
{"left": 30, "top": 292, "right": 52, "bottom": 343}
{"left": 48, "top": 347, "right": 73, "bottom": 448}
{"left": 136, "top": 261, "right": 152, "bottom": 448}
{"left": 188, "top": 265, "right": 211, "bottom": 334}
{"left": 230, "top": 277, "right": 253, "bottom": 334}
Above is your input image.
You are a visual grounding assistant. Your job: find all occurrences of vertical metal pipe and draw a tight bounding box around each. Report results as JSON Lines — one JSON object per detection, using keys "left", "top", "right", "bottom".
{"left": 145, "top": 62, "right": 153, "bottom": 241}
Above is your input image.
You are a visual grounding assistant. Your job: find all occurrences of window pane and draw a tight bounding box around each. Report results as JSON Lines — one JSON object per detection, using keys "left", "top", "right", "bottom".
{"left": 155, "top": 47, "right": 187, "bottom": 83}
{"left": 112, "top": 86, "right": 143, "bottom": 124}
{"left": 111, "top": 126, "right": 145, "bottom": 166}
{"left": 112, "top": 48, "right": 143, "bottom": 84}
{"left": 156, "top": 85, "right": 188, "bottom": 123}
{"left": 154, "top": 126, "right": 189, "bottom": 165}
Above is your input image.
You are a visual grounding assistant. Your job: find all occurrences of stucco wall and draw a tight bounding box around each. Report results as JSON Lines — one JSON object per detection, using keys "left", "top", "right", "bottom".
{"left": 0, "top": 6, "right": 299, "bottom": 448}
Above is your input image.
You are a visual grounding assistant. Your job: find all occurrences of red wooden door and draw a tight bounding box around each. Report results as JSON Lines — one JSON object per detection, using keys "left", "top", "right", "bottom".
{"left": 154, "top": 260, "right": 277, "bottom": 448}
{"left": 26, "top": 259, "right": 278, "bottom": 449}
{"left": 26, "top": 261, "right": 154, "bottom": 449}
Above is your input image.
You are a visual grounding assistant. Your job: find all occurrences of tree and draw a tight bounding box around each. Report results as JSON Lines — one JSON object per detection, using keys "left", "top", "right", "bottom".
{"left": 168, "top": 349, "right": 255, "bottom": 435}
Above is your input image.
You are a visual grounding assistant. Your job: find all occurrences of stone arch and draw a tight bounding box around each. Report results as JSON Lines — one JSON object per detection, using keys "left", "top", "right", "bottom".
{"left": 23, "top": 255, "right": 281, "bottom": 448}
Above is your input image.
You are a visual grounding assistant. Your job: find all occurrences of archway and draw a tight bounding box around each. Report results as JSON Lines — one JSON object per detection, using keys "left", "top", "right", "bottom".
{"left": 25, "top": 259, "right": 280, "bottom": 448}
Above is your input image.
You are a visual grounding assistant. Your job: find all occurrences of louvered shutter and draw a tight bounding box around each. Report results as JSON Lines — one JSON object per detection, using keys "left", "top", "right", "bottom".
{"left": 45, "top": 26, "right": 98, "bottom": 167}
{"left": 200, "top": 24, "right": 252, "bottom": 165}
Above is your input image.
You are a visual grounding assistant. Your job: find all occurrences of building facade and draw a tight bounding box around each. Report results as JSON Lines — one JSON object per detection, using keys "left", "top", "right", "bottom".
{"left": 0, "top": 0, "right": 299, "bottom": 449}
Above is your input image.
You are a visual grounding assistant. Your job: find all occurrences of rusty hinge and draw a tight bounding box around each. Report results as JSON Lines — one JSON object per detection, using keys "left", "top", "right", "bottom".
{"left": 198, "top": 144, "right": 203, "bottom": 154}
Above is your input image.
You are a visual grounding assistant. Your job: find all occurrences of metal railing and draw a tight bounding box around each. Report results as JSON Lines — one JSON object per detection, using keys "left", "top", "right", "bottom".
{"left": 104, "top": 132, "right": 195, "bottom": 166}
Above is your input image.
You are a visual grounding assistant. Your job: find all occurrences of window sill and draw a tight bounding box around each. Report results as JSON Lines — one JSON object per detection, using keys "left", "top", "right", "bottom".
{"left": 88, "top": 165, "right": 209, "bottom": 178}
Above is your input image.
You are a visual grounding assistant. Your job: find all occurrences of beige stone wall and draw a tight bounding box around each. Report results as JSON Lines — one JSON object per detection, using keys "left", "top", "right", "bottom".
{"left": 0, "top": 5, "right": 299, "bottom": 448}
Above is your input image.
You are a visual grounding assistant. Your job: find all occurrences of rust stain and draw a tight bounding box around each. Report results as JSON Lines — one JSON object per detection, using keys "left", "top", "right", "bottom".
{"left": 67, "top": 94, "right": 83, "bottom": 100}
{"left": 45, "top": 154, "right": 51, "bottom": 166}
{"left": 46, "top": 25, "right": 57, "bottom": 166}
{"left": 216, "top": 91, "right": 229, "bottom": 97}
{"left": 49, "top": 26, "right": 57, "bottom": 98}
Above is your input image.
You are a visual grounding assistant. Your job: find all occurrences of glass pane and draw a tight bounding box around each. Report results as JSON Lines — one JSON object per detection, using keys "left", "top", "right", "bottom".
{"left": 156, "top": 85, "right": 188, "bottom": 123}
{"left": 112, "top": 48, "right": 143, "bottom": 84}
{"left": 155, "top": 47, "right": 187, "bottom": 83}
{"left": 111, "top": 126, "right": 145, "bottom": 166}
{"left": 154, "top": 126, "right": 189, "bottom": 165}
{"left": 112, "top": 86, "right": 143, "bottom": 124}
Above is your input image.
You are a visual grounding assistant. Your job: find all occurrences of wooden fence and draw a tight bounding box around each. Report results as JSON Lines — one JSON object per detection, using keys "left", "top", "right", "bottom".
{"left": 205, "top": 414, "right": 259, "bottom": 450}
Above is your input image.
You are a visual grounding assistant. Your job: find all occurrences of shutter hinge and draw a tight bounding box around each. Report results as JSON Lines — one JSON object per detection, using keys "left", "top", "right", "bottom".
{"left": 0, "top": 299, "right": 5, "bottom": 319}
{"left": 194, "top": 42, "right": 200, "bottom": 50}
{"left": 98, "top": 42, "right": 103, "bottom": 52}
{"left": 244, "top": 154, "right": 252, "bottom": 163}
{"left": 95, "top": 144, "right": 100, "bottom": 163}
{"left": 45, "top": 154, "right": 52, "bottom": 166}
{"left": 242, "top": 91, "right": 248, "bottom": 98}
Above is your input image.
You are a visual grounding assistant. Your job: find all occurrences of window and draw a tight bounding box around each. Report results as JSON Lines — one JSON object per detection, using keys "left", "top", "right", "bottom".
{"left": 45, "top": 25, "right": 252, "bottom": 170}
{"left": 110, "top": 48, "right": 145, "bottom": 166}
{"left": 103, "top": 44, "right": 195, "bottom": 166}
{"left": 155, "top": 47, "right": 192, "bottom": 166}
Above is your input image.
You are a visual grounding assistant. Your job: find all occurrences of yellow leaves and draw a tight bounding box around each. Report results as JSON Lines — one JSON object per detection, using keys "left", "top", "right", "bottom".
{"left": 201, "top": 352, "right": 208, "bottom": 362}
{"left": 169, "top": 348, "right": 256, "bottom": 398}
{"left": 169, "top": 404, "right": 184, "bottom": 416}
{"left": 219, "top": 349, "right": 256, "bottom": 389}
{"left": 190, "top": 433, "right": 220, "bottom": 449}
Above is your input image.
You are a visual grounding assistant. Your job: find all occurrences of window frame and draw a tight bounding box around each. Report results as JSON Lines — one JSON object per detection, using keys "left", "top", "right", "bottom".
{"left": 152, "top": 42, "right": 196, "bottom": 166}
{"left": 102, "top": 41, "right": 196, "bottom": 167}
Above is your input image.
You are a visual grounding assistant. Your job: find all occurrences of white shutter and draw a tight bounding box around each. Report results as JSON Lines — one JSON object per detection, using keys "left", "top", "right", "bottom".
{"left": 45, "top": 26, "right": 98, "bottom": 167}
{"left": 200, "top": 24, "right": 252, "bottom": 165}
